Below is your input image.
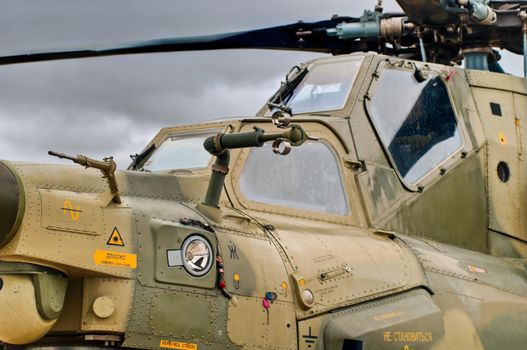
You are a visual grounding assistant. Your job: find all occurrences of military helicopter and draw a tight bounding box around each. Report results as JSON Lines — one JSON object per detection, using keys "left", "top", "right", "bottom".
{"left": 1, "top": 0, "right": 527, "bottom": 349}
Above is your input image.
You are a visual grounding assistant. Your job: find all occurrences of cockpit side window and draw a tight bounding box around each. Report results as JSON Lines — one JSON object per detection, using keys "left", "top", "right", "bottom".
{"left": 239, "top": 141, "right": 349, "bottom": 215}
{"left": 367, "top": 68, "right": 463, "bottom": 185}
{"left": 141, "top": 130, "right": 217, "bottom": 172}
{"left": 279, "top": 59, "right": 362, "bottom": 114}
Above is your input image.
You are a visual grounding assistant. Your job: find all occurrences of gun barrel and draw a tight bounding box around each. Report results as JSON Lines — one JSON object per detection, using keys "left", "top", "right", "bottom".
{"left": 47, "top": 150, "right": 120, "bottom": 204}
{"left": 48, "top": 150, "right": 114, "bottom": 171}
{"left": 48, "top": 151, "right": 77, "bottom": 161}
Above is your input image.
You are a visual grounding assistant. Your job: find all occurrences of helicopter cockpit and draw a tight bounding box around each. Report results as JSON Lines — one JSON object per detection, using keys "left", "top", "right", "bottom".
{"left": 125, "top": 51, "right": 473, "bottom": 233}
{"left": 133, "top": 51, "right": 468, "bottom": 199}
{"left": 1, "top": 2, "right": 527, "bottom": 348}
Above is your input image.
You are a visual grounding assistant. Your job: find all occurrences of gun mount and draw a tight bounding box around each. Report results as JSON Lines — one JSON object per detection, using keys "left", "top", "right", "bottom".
{"left": 48, "top": 151, "right": 121, "bottom": 204}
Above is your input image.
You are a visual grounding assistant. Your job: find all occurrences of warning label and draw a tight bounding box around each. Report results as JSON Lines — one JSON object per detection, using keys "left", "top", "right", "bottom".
{"left": 107, "top": 227, "right": 125, "bottom": 246}
{"left": 160, "top": 340, "right": 197, "bottom": 350}
{"left": 93, "top": 250, "right": 137, "bottom": 269}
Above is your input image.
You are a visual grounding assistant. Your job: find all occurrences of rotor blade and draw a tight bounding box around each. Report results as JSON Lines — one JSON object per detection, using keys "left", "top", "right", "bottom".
{"left": 397, "top": 0, "right": 527, "bottom": 25}
{"left": 457, "top": 7, "right": 525, "bottom": 54}
{"left": 395, "top": 0, "right": 458, "bottom": 24}
{"left": 0, "top": 17, "right": 367, "bottom": 66}
{"left": 492, "top": 9, "right": 525, "bottom": 54}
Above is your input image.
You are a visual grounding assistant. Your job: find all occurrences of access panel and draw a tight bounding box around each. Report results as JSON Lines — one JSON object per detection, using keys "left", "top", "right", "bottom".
{"left": 298, "top": 289, "right": 444, "bottom": 350}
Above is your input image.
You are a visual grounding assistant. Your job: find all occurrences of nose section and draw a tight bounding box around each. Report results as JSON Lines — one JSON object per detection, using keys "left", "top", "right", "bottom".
{"left": 0, "top": 163, "right": 67, "bottom": 345}
{"left": 0, "top": 161, "right": 24, "bottom": 247}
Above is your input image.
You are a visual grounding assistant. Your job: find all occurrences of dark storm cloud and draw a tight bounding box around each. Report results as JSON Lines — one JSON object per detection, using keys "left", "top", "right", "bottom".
{"left": 1, "top": 0, "right": 391, "bottom": 166}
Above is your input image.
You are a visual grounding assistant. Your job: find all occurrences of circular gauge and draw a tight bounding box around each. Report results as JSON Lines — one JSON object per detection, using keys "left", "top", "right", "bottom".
{"left": 181, "top": 235, "right": 213, "bottom": 277}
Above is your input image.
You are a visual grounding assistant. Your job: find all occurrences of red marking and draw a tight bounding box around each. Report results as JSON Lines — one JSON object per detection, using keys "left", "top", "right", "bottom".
{"left": 446, "top": 70, "right": 456, "bottom": 81}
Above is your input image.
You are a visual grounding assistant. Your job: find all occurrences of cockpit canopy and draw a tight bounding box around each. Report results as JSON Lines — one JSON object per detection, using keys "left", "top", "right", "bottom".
{"left": 266, "top": 55, "right": 364, "bottom": 116}
{"left": 139, "top": 130, "right": 218, "bottom": 172}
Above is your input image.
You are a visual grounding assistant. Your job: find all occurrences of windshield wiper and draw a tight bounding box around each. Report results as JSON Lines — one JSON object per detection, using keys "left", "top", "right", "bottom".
{"left": 267, "top": 101, "right": 292, "bottom": 114}
{"left": 266, "top": 65, "right": 308, "bottom": 114}
{"left": 128, "top": 143, "right": 156, "bottom": 171}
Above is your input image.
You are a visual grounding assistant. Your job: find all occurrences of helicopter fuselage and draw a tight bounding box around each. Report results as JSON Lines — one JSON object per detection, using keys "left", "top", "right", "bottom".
{"left": 1, "top": 52, "right": 527, "bottom": 350}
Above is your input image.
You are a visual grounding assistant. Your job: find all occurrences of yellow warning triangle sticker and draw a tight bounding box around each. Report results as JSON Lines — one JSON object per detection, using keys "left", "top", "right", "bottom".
{"left": 107, "top": 227, "right": 125, "bottom": 246}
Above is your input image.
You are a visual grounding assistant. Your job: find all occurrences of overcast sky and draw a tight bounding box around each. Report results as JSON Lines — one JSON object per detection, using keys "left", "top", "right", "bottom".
{"left": 0, "top": 0, "right": 523, "bottom": 168}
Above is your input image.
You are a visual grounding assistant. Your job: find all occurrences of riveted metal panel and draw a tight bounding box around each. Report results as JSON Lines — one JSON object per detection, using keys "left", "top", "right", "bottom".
{"left": 237, "top": 210, "right": 427, "bottom": 319}
{"left": 133, "top": 199, "right": 217, "bottom": 290}
{"left": 151, "top": 218, "right": 216, "bottom": 289}
{"left": 217, "top": 230, "right": 292, "bottom": 299}
{"left": 125, "top": 285, "right": 152, "bottom": 335}
{"left": 323, "top": 289, "right": 444, "bottom": 350}
{"left": 472, "top": 86, "right": 520, "bottom": 238}
{"left": 0, "top": 162, "right": 137, "bottom": 278}
{"left": 426, "top": 271, "right": 527, "bottom": 349}
{"left": 81, "top": 277, "right": 135, "bottom": 332}
{"left": 515, "top": 91, "right": 527, "bottom": 241}
{"left": 381, "top": 152, "right": 488, "bottom": 252}
{"left": 403, "top": 235, "right": 527, "bottom": 298}
{"left": 52, "top": 279, "right": 83, "bottom": 332}
{"left": 149, "top": 290, "right": 219, "bottom": 339}
{"left": 466, "top": 70, "right": 526, "bottom": 95}
{"left": 39, "top": 189, "right": 104, "bottom": 235}
{"left": 228, "top": 296, "right": 297, "bottom": 350}
{"left": 356, "top": 163, "right": 406, "bottom": 225}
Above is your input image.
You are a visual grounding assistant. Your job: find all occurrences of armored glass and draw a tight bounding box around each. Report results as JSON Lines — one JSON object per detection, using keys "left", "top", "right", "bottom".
{"left": 368, "top": 69, "right": 462, "bottom": 185}
{"left": 239, "top": 141, "right": 348, "bottom": 215}
{"left": 282, "top": 59, "right": 362, "bottom": 114}
{"left": 142, "top": 131, "right": 215, "bottom": 171}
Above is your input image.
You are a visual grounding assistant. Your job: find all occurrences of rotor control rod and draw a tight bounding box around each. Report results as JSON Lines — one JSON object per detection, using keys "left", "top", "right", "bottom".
{"left": 462, "top": 0, "right": 497, "bottom": 24}
{"left": 48, "top": 151, "right": 121, "bottom": 204}
{"left": 440, "top": 0, "right": 496, "bottom": 24}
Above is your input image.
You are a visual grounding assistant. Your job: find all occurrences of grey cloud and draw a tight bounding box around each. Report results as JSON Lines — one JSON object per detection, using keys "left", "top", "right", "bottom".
{"left": 0, "top": 50, "right": 324, "bottom": 123}
{"left": 0, "top": 1, "right": 400, "bottom": 48}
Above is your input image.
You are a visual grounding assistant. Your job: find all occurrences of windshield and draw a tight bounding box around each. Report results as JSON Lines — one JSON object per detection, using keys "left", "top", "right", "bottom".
{"left": 141, "top": 131, "right": 216, "bottom": 172}
{"left": 279, "top": 58, "right": 362, "bottom": 114}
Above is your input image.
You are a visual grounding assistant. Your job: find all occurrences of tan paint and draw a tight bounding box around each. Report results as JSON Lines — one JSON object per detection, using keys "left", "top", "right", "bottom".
{"left": 0, "top": 53, "right": 526, "bottom": 349}
{"left": 434, "top": 309, "right": 485, "bottom": 350}
{"left": 93, "top": 296, "right": 116, "bottom": 319}
{"left": 0, "top": 275, "right": 56, "bottom": 344}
